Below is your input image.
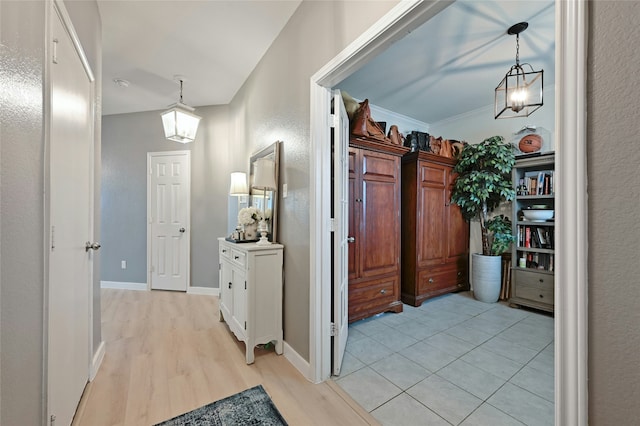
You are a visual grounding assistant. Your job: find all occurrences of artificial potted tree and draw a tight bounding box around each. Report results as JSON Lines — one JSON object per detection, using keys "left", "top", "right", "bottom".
{"left": 450, "top": 135, "right": 516, "bottom": 303}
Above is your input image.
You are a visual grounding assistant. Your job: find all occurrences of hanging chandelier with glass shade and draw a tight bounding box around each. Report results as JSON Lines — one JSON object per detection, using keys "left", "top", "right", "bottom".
{"left": 161, "top": 78, "right": 202, "bottom": 143}
{"left": 495, "top": 22, "right": 544, "bottom": 119}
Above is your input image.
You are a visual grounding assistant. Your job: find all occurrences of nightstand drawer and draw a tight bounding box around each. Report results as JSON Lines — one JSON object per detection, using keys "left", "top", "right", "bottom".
{"left": 514, "top": 269, "right": 554, "bottom": 290}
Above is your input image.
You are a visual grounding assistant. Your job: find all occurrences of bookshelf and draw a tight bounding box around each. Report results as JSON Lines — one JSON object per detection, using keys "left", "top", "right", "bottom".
{"left": 510, "top": 153, "right": 555, "bottom": 313}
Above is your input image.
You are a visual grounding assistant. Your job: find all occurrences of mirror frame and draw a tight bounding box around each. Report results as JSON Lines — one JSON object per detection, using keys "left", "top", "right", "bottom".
{"left": 249, "top": 141, "right": 280, "bottom": 242}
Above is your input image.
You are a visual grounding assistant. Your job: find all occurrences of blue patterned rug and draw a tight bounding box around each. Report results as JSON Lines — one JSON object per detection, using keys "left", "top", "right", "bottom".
{"left": 155, "top": 385, "right": 288, "bottom": 426}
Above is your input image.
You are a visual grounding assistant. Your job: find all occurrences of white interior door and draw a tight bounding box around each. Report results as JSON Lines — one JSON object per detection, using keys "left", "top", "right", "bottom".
{"left": 148, "top": 151, "right": 191, "bottom": 291}
{"left": 332, "top": 90, "right": 349, "bottom": 375}
{"left": 48, "top": 3, "right": 94, "bottom": 425}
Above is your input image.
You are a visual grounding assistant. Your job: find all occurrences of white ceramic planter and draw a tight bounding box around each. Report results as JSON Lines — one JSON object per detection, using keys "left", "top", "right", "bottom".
{"left": 472, "top": 253, "right": 502, "bottom": 303}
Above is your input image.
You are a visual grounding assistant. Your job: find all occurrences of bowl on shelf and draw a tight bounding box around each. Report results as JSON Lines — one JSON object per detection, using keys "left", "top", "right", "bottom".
{"left": 522, "top": 209, "right": 554, "bottom": 222}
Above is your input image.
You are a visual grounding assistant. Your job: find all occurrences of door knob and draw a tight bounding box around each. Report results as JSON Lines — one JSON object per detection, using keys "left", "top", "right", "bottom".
{"left": 179, "top": 227, "right": 186, "bottom": 233}
{"left": 85, "top": 241, "right": 101, "bottom": 252}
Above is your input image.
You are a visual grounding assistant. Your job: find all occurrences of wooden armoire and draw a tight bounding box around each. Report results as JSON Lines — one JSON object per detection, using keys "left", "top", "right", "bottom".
{"left": 348, "top": 137, "right": 408, "bottom": 322}
{"left": 401, "top": 151, "right": 469, "bottom": 307}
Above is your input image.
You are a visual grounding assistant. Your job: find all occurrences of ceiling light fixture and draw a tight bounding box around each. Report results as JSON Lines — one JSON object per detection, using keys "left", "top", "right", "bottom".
{"left": 113, "top": 78, "right": 130, "bottom": 88}
{"left": 160, "top": 78, "right": 201, "bottom": 143}
{"left": 494, "top": 22, "right": 543, "bottom": 119}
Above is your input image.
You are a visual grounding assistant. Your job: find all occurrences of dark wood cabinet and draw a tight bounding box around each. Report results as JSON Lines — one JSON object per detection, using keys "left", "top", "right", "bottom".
{"left": 348, "top": 137, "right": 408, "bottom": 322}
{"left": 401, "top": 151, "right": 469, "bottom": 306}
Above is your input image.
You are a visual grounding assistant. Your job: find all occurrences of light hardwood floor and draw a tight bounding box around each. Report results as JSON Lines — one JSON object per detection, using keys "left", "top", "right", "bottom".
{"left": 73, "top": 289, "right": 378, "bottom": 426}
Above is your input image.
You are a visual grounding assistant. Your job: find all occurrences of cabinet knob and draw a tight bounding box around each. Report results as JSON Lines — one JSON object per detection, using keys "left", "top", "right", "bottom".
{"left": 457, "top": 271, "right": 462, "bottom": 276}
{"left": 234, "top": 255, "right": 240, "bottom": 260}
{"left": 539, "top": 294, "right": 544, "bottom": 298}
{"left": 380, "top": 289, "right": 387, "bottom": 294}
{"left": 347, "top": 237, "right": 355, "bottom": 243}
{"left": 539, "top": 278, "right": 544, "bottom": 283}
{"left": 228, "top": 282, "right": 232, "bottom": 289}
{"left": 222, "top": 249, "right": 227, "bottom": 253}
{"left": 428, "top": 278, "right": 434, "bottom": 283}
{"left": 457, "top": 283, "right": 463, "bottom": 287}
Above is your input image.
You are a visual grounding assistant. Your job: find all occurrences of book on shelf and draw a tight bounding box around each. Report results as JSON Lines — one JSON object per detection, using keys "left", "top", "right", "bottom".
{"left": 523, "top": 170, "right": 554, "bottom": 195}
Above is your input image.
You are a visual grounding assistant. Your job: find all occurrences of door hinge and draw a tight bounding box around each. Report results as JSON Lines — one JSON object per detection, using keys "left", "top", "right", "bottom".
{"left": 52, "top": 39, "right": 58, "bottom": 64}
{"left": 50, "top": 414, "right": 56, "bottom": 426}
{"left": 50, "top": 225, "right": 56, "bottom": 251}
{"left": 329, "top": 218, "right": 336, "bottom": 232}
{"left": 245, "top": 281, "right": 247, "bottom": 290}
{"left": 330, "top": 322, "right": 337, "bottom": 337}
{"left": 244, "top": 321, "right": 247, "bottom": 330}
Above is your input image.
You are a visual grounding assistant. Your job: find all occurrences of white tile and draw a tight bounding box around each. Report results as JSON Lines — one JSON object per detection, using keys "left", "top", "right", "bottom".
{"left": 479, "top": 336, "right": 539, "bottom": 364}
{"left": 346, "top": 327, "right": 367, "bottom": 343}
{"left": 527, "top": 347, "right": 554, "bottom": 376}
{"left": 460, "top": 347, "right": 523, "bottom": 380}
{"left": 346, "top": 336, "right": 394, "bottom": 365}
{"left": 369, "top": 327, "right": 419, "bottom": 351}
{"left": 335, "top": 367, "right": 402, "bottom": 412}
{"left": 423, "top": 332, "right": 476, "bottom": 358}
{"left": 444, "top": 324, "right": 494, "bottom": 346}
{"left": 370, "top": 353, "right": 431, "bottom": 390}
{"left": 460, "top": 403, "right": 525, "bottom": 426}
{"left": 371, "top": 393, "right": 450, "bottom": 426}
{"left": 375, "top": 310, "right": 413, "bottom": 327}
{"left": 394, "top": 320, "right": 441, "bottom": 340}
{"left": 488, "top": 383, "right": 554, "bottom": 426}
{"left": 510, "top": 366, "right": 554, "bottom": 403}
{"left": 350, "top": 317, "right": 395, "bottom": 337}
{"left": 399, "top": 341, "right": 457, "bottom": 373}
{"left": 407, "top": 375, "right": 482, "bottom": 425}
{"left": 436, "top": 359, "right": 506, "bottom": 400}
{"left": 461, "top": 316, "right": 511, "bottom": 336}
{"left": 337, "top": 351, "right": 365, "bottom": 377}
{"left": 496, "top": 321, "right": 553, "bottom": 351}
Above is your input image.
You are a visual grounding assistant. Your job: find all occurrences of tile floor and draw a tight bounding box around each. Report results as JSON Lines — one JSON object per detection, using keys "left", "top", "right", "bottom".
{"left": 335, "top": 292, "right": 554, "bottom": 426}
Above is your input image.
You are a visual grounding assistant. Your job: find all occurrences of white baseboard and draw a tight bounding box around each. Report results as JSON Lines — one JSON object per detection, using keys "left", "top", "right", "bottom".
{"left": 90, "top": 340, "right": 105, "bottom": 381}
{"left": 284, "top": 341, "right": 312, "bottom": 382}
{"left": 100, "top": 281, "right": 147, "bottom": 291}
{"left": 187, "top": 286, "right": 219, "bottom": 296}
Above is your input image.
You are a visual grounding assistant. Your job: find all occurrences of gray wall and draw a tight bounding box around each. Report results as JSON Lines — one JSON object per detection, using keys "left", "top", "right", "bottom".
{"left": 227, "top": 0, "right": 399, "bottom": 360}
{"left": 0, "top": 0, "right": 101, "bottom": 424}
{"left": 101, "top": 105, "right": 230, "bottom": 288}
{"left": 588, "top": 1, "right": 640, "bottom": 423}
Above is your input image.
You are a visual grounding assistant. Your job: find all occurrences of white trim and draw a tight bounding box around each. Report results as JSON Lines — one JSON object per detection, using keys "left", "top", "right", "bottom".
{"left": 310, "top": 1, "right": 589, "bottom": 424}
{"left": 52, "top": 0, "right": 94, "bottom": 83}
{"left": 187, "top": 286, "right": 219, "bottom": 297}
{"left": 368, "top": 102, "right": 430, "bottom": 133}
{"left": 309, "top": 0, "right": 455, "bottom": 385}
{"left": 89, "top": 341, "right": 105, "bottom": 381}
{"left": 100, "top": 281, "right": 148, "bottom": 291}
{"left": 283, "top": 341, "right": 312, "bottom": 381}
{"left": 555, "top": 0, "right": 589, "bottom": 424}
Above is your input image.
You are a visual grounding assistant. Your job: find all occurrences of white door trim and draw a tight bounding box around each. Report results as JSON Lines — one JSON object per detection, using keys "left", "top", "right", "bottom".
{"left": 309, "top": 0, "right": 589, "bottom": 423}
{"left": 146, "top": 150, "right": 191, "bottom": 291}
{"left": 46, "top": 0, "right": 97, "bottom": 421}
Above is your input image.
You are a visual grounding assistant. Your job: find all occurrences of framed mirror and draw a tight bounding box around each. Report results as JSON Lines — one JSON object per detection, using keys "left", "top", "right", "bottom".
{"left": 249, "top": 141, "right": 280, "bottom": 242}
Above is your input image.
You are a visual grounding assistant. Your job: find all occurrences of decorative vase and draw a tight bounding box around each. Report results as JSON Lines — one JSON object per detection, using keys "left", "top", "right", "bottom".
{"left": 243, "top": 222, "right": 259, "bottom": 240}
{"left": 472, "top": 253, "right": 502, "bottom": 303}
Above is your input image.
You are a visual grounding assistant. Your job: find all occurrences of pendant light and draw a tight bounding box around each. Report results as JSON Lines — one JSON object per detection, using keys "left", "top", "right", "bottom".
{"left": 161, "top": 78, "right": 201, "bottom": 143}
{"left": 495, "top": 22, "right": 544, "bottom": 119}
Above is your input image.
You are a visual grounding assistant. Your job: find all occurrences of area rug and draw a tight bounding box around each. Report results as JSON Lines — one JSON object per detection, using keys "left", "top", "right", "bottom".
{"left": 155, "top": 385, "right": 288, "bottom": 426}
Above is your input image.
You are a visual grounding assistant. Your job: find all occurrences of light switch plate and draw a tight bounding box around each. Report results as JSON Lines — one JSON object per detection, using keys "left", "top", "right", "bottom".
{"left": 282, "top": 183, "right": 288, "bottom": 198}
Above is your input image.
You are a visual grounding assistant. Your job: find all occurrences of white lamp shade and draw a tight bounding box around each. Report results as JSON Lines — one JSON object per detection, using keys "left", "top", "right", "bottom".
{"left": 253, "top": 158, "right": 276, "bottom": 190}
{"left": 229, "top": 172, "right": 248, "bottom": 196}
{"left": 161, "top": 102, "right": 202, "bottom": 143}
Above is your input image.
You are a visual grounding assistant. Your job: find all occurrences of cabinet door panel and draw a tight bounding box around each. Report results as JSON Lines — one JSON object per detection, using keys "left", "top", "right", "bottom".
{"left": 361, "top": 179, "right": 399, "bottom": 277}
{"left": 231, "top": 268, "right": 247, "bottom": 332}
{"left": 348, "top": 150, "right": 359, "bottom": 279}
{"left": 361, "top": 151, "right": 398, "bottom": 181}
{"left": 219, "top": 260, "right": 233, "bottom": 319}
{"left": 418, "top": 185, "right": 446, "bottom": 265}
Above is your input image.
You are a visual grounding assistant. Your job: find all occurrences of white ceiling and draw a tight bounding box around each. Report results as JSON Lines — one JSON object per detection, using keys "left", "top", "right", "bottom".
{"left": 98, "top": 0, "right": 302, "bottom": 115}
{"left": 99, "top": 0, "right": 555, "bottom": 122}
{"left": 338, "top": 0, "right": 555, "bottom": 124}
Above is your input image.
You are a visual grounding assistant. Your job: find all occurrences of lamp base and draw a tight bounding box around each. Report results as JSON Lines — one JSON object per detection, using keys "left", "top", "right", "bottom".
{"left": 256, "top": 220, "right": 271, "bottom": 245}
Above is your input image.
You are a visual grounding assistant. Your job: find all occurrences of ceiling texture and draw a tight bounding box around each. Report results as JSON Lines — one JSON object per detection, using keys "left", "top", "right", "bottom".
{"left": 99, "top": 0, "right": 555, "bottom": 123}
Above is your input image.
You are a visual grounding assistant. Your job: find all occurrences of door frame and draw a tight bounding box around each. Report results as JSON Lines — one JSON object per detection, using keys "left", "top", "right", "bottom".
{"left": 45, "top": 0, "right": 97, "bottom": 421}
{"left": 146, "top": 150, "right": 192, "bottom": 291}
{"left": 309, "top": 0, "right": 588, "bottom": 424}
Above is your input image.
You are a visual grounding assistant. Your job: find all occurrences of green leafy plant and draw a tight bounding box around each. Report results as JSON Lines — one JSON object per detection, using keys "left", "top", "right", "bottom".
{"left": 451, "top": 135, "right": 516, "bottom": 256}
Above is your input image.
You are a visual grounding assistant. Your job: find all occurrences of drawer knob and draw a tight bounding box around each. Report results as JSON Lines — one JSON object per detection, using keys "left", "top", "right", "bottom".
{"left": 539, "top": 278, "right": 544, "bottom": 283}
{"left": 539, "top": 294, "right": 544, "bottom": 298}
{"left": 428, "top": 278, "right": 434, "bottom": 283}
{"left": 380, "top": 289, "right": 387, "bottom": 294}
{"left": 222, "top": 249, "right": 227, "bottom": 253}
{"left": 228, "top": 282, "right": 232, "bottom": 289}
{"left": 234, "top": 255, "right": 240, "bottom": 260}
